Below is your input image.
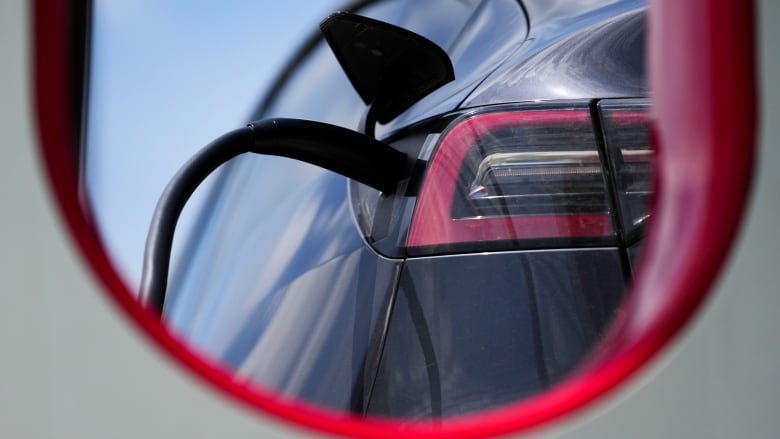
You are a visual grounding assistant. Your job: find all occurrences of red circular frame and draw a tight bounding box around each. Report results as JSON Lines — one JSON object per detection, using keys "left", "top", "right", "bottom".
{"left": 32, "top": 0, "right": 756, "bottom": 437}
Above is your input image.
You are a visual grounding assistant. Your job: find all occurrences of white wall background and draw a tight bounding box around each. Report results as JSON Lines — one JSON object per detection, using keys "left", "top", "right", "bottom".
{"left": 1, "top": 1, "right": 778, "bottom": 438}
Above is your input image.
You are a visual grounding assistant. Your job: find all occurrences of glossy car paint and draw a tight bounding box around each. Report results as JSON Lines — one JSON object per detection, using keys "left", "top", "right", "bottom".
{"left": 367, "top": 249, "right": 625, "bottom": 417}
{"left": 465, "top": 0, "right": 645, "bottom": 106}
{"left": 160, "top": 0, "right": 647, "bottom": 417}
{"left": 25, "top": 3, "right": 770, "bottom": 434}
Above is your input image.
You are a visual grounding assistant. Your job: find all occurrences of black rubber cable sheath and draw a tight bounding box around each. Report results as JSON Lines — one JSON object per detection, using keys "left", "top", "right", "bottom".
{"left": 140, "top": 127, "right": 254, "bottom": 313}
{"left": 248, "top": 118, "right": 406, "bottom": 192}
{"left": 140, "top": 119, "right": 407, "bottom": 314}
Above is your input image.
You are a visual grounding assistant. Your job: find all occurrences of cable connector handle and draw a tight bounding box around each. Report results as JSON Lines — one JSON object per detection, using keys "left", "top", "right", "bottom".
{"left": 249, "top": 118, "right": 407, "bottom": 193}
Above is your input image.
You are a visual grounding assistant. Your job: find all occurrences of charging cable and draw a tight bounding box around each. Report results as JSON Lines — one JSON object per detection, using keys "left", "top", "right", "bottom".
{"left": 139, "top": 118, "right": 408, "bottom": 313}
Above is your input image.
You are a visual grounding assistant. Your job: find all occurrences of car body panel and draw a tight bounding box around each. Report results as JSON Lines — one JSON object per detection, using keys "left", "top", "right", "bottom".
{"left": 465, "top": 0, "right": 645, "bottom": 106}
{"left": 367, "top": 249, "right": 625, "bottom": 418}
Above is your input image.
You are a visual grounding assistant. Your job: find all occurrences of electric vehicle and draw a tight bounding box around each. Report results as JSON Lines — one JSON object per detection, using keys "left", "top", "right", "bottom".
{"left": 157, "top": 0, "right": 650, "bottom": 418}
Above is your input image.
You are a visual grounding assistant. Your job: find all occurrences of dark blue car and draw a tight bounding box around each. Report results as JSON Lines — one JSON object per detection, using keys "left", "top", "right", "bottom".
{"left": 158, "top": 0, "right": 650, "bottom": 418}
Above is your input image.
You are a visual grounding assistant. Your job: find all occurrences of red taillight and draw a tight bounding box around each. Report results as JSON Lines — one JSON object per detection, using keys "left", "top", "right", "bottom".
{"left": 407, "top": 102, "right": 652, "bottom": 254}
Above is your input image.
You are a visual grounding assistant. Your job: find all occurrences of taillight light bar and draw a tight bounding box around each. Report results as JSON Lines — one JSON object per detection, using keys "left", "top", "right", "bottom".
{"left": 407, "top": 105, "right": 616, "bottom": 253}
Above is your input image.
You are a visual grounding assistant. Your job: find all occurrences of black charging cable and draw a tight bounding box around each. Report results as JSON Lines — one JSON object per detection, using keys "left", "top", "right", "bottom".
{"left": 139, "top": 118, "right": 408, "bottom": 314}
